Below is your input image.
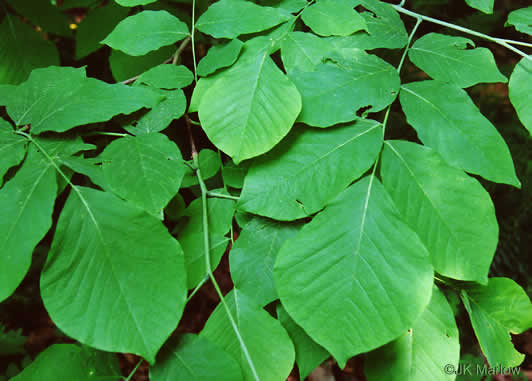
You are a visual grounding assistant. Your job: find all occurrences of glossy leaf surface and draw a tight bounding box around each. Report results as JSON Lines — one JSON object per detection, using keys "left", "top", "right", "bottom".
{"left": 275, "top": 176, "right": 434, "bottom": 367}
{"left": 400, "top": 81, "right": 520, "bottom": 187}
{"left": 238, "top": 120, "right": 382, "bottom": 220}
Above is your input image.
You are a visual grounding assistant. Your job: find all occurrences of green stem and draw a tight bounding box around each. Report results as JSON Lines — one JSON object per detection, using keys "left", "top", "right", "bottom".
{"left": 392, "top": 4, "right": 532, "bottom": 61}
{"left": 85, "top": 132, "right": 128, "bottom": 137}
{"left": 124, "top": 359, "right": 143, "bottom": 381}
{"left": 499, "top": 38, "right": 532, "bottom": 49}
{"left": 187, "top": 275, "right": 208, "bottom": 302}
{"left": 192, "top": 153, "right": 260, "bottom": 381}
{"left": 397, "top": 17, "right": 422, "bottom": 75}
{"left": 190, "top": 0, "right": 198, "bottom": 83}
{"left": 207, "top": 192, "right": 240, "bottom": 201}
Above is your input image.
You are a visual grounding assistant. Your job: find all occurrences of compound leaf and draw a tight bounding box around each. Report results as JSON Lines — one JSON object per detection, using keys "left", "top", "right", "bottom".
{"left": 274, "top": 176, "right": 434, "bottom": 367}
{"left": 0, "top": 66, "right": 162, "bottom": 134}
{"left": 509, "top": 56, "right": 532, "bottom": 134}
{"left": 365, "top": 286, "right": 459, "bottom": 381}
{"left": 461, "top": 278, "right": 532, "bottom": 367}
{"left": 290, "top": 49, "right": 400, "bottom": 127}
{"left": 201, "top": 289, "right": 295, "bottom": 381}
{"left": 301, "top": 0, "right": 367, "bottom": 37}
{"left": 150, "top": 334, "right": 243, "bottom": 381}
{"left": 230, "top": 216, "right": 302, "bottom": 306}
{"left": 381, "top": 141, "right": 498, "bottom": 284}
{"left": 10, "top": 344, "right": 121, "bottom": 381}
{"left": 400, "top": 81, "right": 520, "bottom": 187}
{"left": 100, "top": 133, "right": 186, "bottom": 216}
{"left": 103, "top": 11, "right": 189, "bottom": 56}
{"left": 0, "top": 146, "right": 57, "bottom": 303}
{"left": 41, "top": 187, "right": 187, "bottom": 364}
{"left": 409, "top": 33, "right": 507, "bottom": 88}
{"left": 0, "top": 17, "right": 59, "bottom": 85}
{"left": 506, "top": 7, "right": 532, "bottom": 36}
{"left": 238, "top": 120, "right": 382, "bottom": 220}
{"left": 198, "top": 49, "right": 301, "bottom": 164}
{"left": 276, "top": 304, "right": 329, "bottom": 379}
{"left": 196, "top": 0, "right": 292, "bottom": 39}
{"left": 197, "top": 39, "right": 244, "bottom": 77}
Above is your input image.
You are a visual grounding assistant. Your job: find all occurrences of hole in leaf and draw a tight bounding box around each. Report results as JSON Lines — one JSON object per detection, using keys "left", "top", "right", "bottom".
{"left": 356, "top": 105, "right": 372, "bottom": 118}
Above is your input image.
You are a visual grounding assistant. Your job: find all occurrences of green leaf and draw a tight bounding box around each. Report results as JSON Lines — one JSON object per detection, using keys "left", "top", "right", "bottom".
{"left": 177, "top": 193, "right": 235, "bottom": 288}
{"left": 230, "top": 216, "right": 302, "bottom": 306}
{"left": 274, "top": 176, "right": 434, "bottom": 367}
{"left": 461, "top": 278, "right": 532, "bottom": 367}
{"left": 222, "top": 160, "right": 250, "bottom": 189}
{"left": 301, "top": 0, "right": 367, "bottom": 37}
{"left": 201, "top": 289, "right": 295, "bottom": 381}
{"left": 238, "top": 120, "right": 382, "bottom": 220}
{"left": 365, "top": 286, "right": 459, "bottom": 381}
{"left": 150, "top": 334, "right": 243, "bottom": 381}
{"left": 509, "top": 56, "right": 532, "bottom": 135}
{"left": 6, "top": 0, "right": 71, "bottom": 37}
{"left": 409, "top": 33, "right": 507, "bottom": 88}
{"left": 196, "top": 0, "right": 292, "bottom": 39}
{"left": 136, "top": 65, "right": 194, "bottom": 89}
{"left": 10, "top": 344, "right": 121, "bottom": 381}
{"left": 464, "top": 0, "right": 493, "bottom": 14}
{"left": 1, "top": 66, "right": 162, "bottom": 134}
{"left": 0, "top": 324, "right": 26, "bottom": 356}
{"left": 41, "top": 187, "right": 187, "bottom": 364}
{"left": 181, "top": 149, "right": 222, "bottom": 188}
{"left": 197, "top": 39, "right": 244, "bottom": 77}
{"left": 115, "top": 0, "right": 157, "bottom": 6}
{"left": 280, "top": 32, "right": 330, "bottom": 74}
{"left": 290, "top": 49, "right": 400, "bottom": 127}
{"left": 100, "top": 133, "right": 185, "bottom": 216}
{"left": 109, "top": 45, "right": 176, "bottom": 82}
{"left": 189, "top": 76, "right": 217, "bottom": 113}
{"left": 102, "top": 11, "right": 189, "bottom": 56}
{"left": 381, "top": 141, "right": 498, "bottom": 284}
{"left": 400, "top": 81, "right": 520, "bottom": 187}
{"left": 506, "top": 7, "right": 532, "bottom": 36}
{"left": 75, "top": 2, "right": 129, "bottom": 59}
{"left": 0, "top": 119, "right": 27, "bottom": 185}
{"left": 322, "top": 0, "right": 408, "bottom": 51}
{"left": 276, "top": 304, "right": 329, "bottom": 379}
{"left": 0, "top": 146, "right": 57, "bottom": 303}
{"left": 198, "top": 49, "right": 302, "bottom": 164}
{"left": 0, "top": 17, "right": 59, "bottom": 85}
{"left": 165, "top": 193, "right": 186, "bottom": 221}
{"left": 125, "top": 90, "right": 187, "bottom": 135}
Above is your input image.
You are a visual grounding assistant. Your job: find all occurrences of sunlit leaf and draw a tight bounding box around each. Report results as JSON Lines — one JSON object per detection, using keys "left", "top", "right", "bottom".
{"left": 509, "top": 56, "right": 532, "bottom": 134}
{"left": 301, "top": 0, "right": 367, "bottom": 36}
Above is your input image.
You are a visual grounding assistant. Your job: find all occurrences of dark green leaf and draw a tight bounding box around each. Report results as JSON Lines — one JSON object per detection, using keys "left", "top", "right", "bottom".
{"left": 0, "top": 324, "right": 26, "bottom": 356}
{"left": 181, "top": 149, "right": 221, "bottom": 188}
{"left": 238, "top": 120, "right": 382, "bottom": 220}
{"left": 0, "top": 119, "right": 27, "bottom": 185}
{"left": 196, "top": 0, "right": 292, "bottom": 39}
{"left": 109, "top": 45, "right": 176, "bottom": 82}
{"left": 221, "top": 160, "right": 250, "bottom": 189}
{"left": 1, "top": 66, "right": 162, "bottom": 134}
{"left": 41, "top": 187, "right": 187, "bottom": 364}
{"left": 103, "top": 11, "right": 189, "bottom": 56}
{"left": 464, "top": 0, "right": 493, "bottom": 14}
{"left": 274, "top": 176, "right": 434, "bottom": 367}
{"left": 506, "top": 7, "right": 532, "bottom": 35}
{"left": 400, "top": 81, "right": 520, "bottom": 187}
{"left": 6, "top": 0, "right": 71, "bottom": 37}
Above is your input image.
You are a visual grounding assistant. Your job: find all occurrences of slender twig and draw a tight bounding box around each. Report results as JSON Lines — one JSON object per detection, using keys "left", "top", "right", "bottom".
{"left": 185, "top": 118, "right": 260, "bottom": 381}
{"left": 397, "top": 17, "right": 422, "bottom": 75}
{"left": 172, "top": 36, "right": 191, "bottom": 65}
{"left": 392, "top": 4, "right": 532, "bottom": 61}
{"left": 187, "top": 276, "right": 208, "bottom": 302}
{"left": 207, "top": 192, "right": 240, "bottom": 201}
{"left": 183, "top": 160, "right": 196, "bottom": 171}
{"left": 498, "top": 38, "right": 532, "bottom": 49}
{"left": 188, "top": 118, "right": 202, "bottom": 126}
{"left": 124, "top": 359, "right": 143, "bottom": 381}
{"left": 85, "top": 131, "right": 129, "bottom": 137}
{"left": 185, "top": 116, "right": 198, "bottom": 158}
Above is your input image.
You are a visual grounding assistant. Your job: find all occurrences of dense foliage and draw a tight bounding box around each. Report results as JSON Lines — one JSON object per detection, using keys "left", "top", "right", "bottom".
{"left": 0, "top": 0, "right": 531, "bottom": 380}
